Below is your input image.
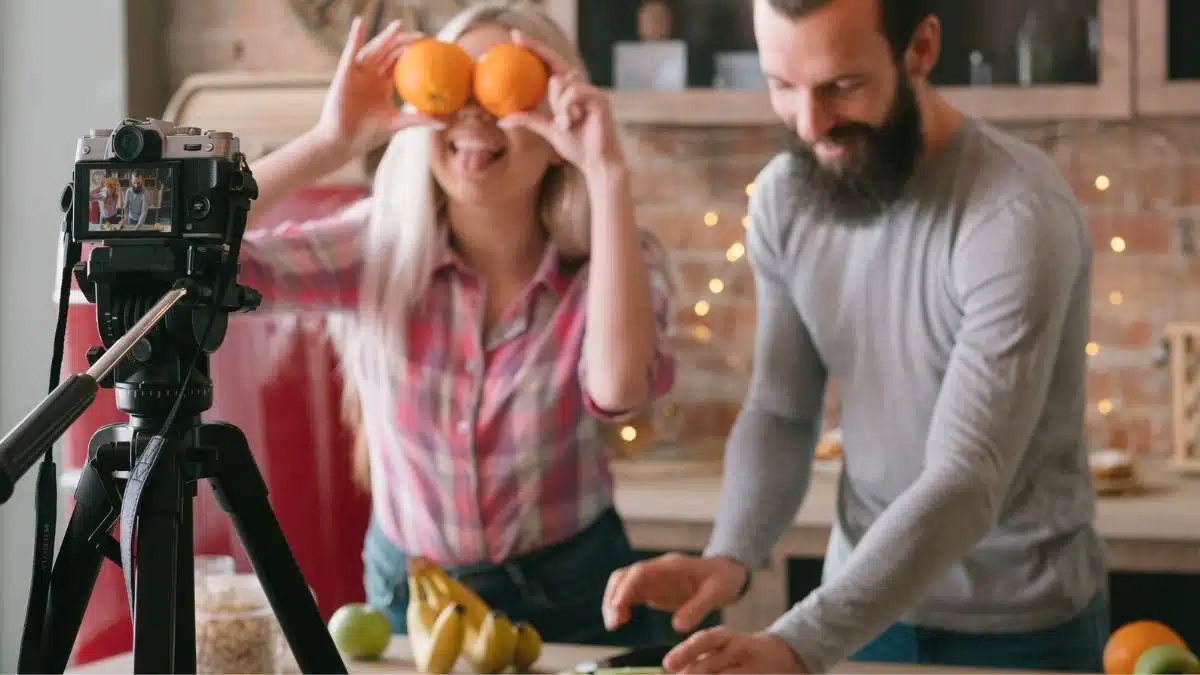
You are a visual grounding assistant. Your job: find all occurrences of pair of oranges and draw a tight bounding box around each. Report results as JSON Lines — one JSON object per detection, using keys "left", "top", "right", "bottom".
{"left": 394, "top": 39, "right": 548, "bottom": 119}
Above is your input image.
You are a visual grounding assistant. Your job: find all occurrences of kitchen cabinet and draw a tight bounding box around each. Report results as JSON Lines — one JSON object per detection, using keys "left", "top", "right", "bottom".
{"left": 541, "top": 0, "right": 1133, "bottom": 125}
{"left": 1134, "top": 0, "right": 1200, "bottom": 115}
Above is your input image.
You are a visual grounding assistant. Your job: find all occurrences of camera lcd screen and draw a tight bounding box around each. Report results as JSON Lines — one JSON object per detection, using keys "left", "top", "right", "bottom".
{"left": 78, "top": 162, "right": 176, "bottom": 237}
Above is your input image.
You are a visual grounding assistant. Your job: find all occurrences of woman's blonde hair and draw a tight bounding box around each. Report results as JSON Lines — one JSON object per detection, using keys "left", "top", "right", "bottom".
{"left": 334, "top": 0, "right": 592, "bottom": 489}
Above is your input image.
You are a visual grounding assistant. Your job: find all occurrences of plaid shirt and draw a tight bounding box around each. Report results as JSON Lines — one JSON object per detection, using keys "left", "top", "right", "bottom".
{"left": 238, "top": 200, "right": 676, "bottom": 566}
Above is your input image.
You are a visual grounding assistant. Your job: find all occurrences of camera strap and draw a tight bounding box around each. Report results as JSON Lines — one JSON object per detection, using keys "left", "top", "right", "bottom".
{"left": 18, "top": 195, "right": 82, "bottom": 673}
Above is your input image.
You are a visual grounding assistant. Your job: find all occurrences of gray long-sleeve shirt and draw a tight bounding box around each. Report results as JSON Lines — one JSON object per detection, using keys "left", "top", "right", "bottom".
{"left": 704, "top": 117, "right": 1107, "bottom": 673}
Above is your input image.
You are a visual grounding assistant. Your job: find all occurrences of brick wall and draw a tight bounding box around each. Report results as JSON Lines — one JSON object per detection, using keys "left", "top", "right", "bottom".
{"left": 166, "top": 2, "right": 1198, "bottom": 457}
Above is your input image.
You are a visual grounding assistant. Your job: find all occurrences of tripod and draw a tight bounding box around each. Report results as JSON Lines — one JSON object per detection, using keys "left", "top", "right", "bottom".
{"left": 0, "top": 225, "right": 350, "bottom": 672}
{"left": 28, "top": 263, "right": 349, "bottom": 673}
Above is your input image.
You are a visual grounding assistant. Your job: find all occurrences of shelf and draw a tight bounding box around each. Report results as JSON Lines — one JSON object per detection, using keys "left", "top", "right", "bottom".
{"left": 602, "top": 84, "right": 1133, "bottom": 126}
{"left": 607, "top": 89, "right": 774, "bottom": 126}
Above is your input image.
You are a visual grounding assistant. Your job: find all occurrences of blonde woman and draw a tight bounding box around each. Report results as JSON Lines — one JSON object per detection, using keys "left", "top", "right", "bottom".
{"left": 237, "top": 0, "right": 675, "bottom": 647}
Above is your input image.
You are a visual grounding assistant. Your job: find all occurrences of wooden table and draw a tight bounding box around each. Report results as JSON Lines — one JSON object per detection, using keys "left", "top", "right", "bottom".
{"left": 67, "top": 635, "right": 1044, "bottom": 674}
{"left": 612, "top": 458, "right": 1200, "bottom": 632}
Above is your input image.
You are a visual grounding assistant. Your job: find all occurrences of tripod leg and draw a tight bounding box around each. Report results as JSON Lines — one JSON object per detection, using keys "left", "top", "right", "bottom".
{"left": 199, "top": 421, "right": 347, "bottom": 674}
{"left": 128, "top": 432, "right": 185, "bottom": 673}
{"left": 175, "top": 496, "right": 196, "bottom": 674}
{"left": 40, "top": 428, "right": 126, "bottom": 673}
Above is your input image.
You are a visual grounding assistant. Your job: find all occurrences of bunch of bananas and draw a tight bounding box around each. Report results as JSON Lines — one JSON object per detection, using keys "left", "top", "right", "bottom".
{"left": 407, "top": 557, "right": 543, "bottom": 674}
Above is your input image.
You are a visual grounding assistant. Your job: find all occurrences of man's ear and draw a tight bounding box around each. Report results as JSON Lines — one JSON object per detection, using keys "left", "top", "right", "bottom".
{"left": 904, "top": 15, "right": 941, "bottom": 80}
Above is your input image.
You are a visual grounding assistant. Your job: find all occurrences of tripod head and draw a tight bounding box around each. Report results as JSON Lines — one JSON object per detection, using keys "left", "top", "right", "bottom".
{"left": 76, "top": 237, "right": 261, "bottom": 424}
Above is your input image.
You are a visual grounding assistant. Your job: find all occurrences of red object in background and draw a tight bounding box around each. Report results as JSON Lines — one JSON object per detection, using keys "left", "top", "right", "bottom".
{"left": 61, "top": 185, "right": 372, "bottom": 666}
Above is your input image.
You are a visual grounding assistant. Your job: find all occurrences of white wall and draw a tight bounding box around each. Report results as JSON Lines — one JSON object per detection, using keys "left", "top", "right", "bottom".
{"left": 0, "top": 2, "right": 129, "bottom": 670}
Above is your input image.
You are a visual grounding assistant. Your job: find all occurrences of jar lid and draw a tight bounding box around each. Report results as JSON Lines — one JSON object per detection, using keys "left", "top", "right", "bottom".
{"left": 195, "top": 573, "right": 272, "bottom": 617}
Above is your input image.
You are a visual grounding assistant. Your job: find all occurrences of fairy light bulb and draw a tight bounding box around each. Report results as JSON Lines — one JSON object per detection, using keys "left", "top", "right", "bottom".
{"left": 1086, "top": 342, "right": 1100, "bottom": 356}
{"left": 1109, "top": 291, "right": 1123, "bottom": 305}
{"left": 709, "top": 278, "right": 725, "bottom": 293}
{"left": 726, "top": 242, "right": 745, "bottom": 262}
{"left": 1110, "top": 236, "right": 1126, "bottom": 253}
{"left": 1097, "top": 399, "right": 1113, "bottom": 415}
{"left": 745, "top": 183, "right": 754, "bottom": 197}
{"left": 704, "top": 212, "right": 719, "bottom": 227}
{"left": 620, "top": 426, "right": 637, "bottom": 441}
{"left": 1094, "top": 175, "right": 1110, "bottom": 191}
{"left": 692, "top": 325, "right": 712, "bottom": 343}
{"left": 694, "top": 300, "right": 710, "bottom": 316}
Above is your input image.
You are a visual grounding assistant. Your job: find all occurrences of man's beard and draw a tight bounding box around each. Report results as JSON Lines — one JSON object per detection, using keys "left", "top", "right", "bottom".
{"left": 787, "top": 72, "right": 924, "bottom": 221}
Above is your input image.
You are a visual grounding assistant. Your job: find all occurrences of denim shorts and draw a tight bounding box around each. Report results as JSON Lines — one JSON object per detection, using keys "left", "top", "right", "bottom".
{"left": 362, "top": 507, "right": 670, "bottom": 647}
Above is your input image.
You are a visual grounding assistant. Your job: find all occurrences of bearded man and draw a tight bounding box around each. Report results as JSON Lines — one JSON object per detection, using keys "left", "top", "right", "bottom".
{"left": 602, "top": 0, "right": 1108, "bottom": 672}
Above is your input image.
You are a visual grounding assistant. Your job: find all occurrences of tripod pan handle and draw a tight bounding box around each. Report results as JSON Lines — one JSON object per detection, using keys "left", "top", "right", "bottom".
{"left": 0, "top": 374, "right": 99, "bottom": 505}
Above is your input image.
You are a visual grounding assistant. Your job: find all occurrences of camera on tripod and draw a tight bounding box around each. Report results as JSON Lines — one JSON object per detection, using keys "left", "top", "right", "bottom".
{"left": 70, "top": 118, "right": 262, "bottom": 421}
{"left": 0, "top": 118, "right": 347, "bottom": 674}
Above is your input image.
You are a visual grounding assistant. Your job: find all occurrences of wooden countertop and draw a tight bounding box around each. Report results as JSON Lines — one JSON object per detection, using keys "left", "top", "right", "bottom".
{"left": 68, "top": 635, "right": 1039, "bottom": 674}
{"left": 612, "top": 458, "right": 1200, "bottom": 543}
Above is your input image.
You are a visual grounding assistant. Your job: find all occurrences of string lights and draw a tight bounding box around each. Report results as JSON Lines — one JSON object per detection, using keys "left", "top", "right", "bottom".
{"left": 610, "top": 167, "right": 1137, "bottom": 453}
{"left": 1086, "top": 172, "right": 1125, "bottom": 427}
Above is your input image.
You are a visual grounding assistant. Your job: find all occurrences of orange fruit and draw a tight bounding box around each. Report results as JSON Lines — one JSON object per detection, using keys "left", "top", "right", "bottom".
{"left": 1104, "top": 620, "right": 1188, "bottom": 674}
{"left": 393, "top": 38, "right": 473, "bottom": 116}
{"left": 472, "top": 43, "right": 549, "bottom": 118}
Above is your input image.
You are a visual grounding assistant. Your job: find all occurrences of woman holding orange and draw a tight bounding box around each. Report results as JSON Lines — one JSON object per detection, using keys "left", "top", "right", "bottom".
{"left": 237, "top": 0, "right": 675, "bottom": 648}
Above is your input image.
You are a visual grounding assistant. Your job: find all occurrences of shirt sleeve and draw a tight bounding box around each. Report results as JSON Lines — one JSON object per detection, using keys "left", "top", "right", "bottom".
{"left": 581, "top": 228, "right": 677, "bottom": 422}
{"left": 704, "top": 168, "right": 826, "bottom": 573}
{"left": 766, "top": 192, "right": 1089, "bottom": 673}
{"left": 237, "top": 197, "right": 372, "bottom": 312}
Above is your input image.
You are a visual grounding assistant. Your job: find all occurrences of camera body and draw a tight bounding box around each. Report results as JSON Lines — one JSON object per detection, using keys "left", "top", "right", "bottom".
{"left": 73, "top": 118, "right": 249, "bottom": 243}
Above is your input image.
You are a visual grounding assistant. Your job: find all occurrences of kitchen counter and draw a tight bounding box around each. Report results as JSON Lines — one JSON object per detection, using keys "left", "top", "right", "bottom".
{"left": 67, "top": 635, "right": 1039, "bottom": 674}
{"left": 611, "top": 457, "right": 1200, "bottom": 631}
{"left": 613, "top": 458, "right": 1200, "bottom": 543}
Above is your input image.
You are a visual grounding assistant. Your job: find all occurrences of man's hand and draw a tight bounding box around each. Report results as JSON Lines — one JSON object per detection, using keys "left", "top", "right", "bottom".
{"left": 603, "top": 553, "right": 746, "bottom": 633}
{"left": 664, "top": 627, "right": 807, "bottom": 674}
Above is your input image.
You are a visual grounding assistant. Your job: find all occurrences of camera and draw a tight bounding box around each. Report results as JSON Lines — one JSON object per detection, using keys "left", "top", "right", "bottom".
{"left": 69, "top": 118, "right": 260, "bottom": 354}
{"left": 73, "top": 118, "right": 248, "bottom": 242}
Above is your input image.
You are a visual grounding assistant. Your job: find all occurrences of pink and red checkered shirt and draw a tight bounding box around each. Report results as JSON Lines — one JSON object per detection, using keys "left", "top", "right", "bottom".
{"left": 238, "top": 200, "right": 676, "bottom": 566}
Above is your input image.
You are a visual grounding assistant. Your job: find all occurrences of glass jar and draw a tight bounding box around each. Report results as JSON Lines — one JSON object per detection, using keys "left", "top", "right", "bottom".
{"left": 195, "top": 555, "right": 235, "bottom": 581}
{"left": 195, "top": 572, "right": 277, "bottom": 674}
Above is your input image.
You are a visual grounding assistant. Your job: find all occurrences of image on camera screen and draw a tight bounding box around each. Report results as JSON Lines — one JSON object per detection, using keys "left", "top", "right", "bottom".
{"left": 85, "top": 166, "right": 173, "bottom": 233}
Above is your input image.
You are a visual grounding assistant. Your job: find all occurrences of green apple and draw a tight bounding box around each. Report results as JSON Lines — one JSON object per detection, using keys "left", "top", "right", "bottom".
{"left": 328, "top": 603, "right": 392, "bottom": 660}
{"left": 1134, "top": 644, "right": 1200, "bottom": 674}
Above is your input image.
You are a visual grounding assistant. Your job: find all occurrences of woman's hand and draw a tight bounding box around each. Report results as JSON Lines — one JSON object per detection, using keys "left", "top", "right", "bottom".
{"left": 499, "top": 30, "right": 627, "bottom": 179}
{"left": 314, "top": 17, "right": 442, "bottom": 156}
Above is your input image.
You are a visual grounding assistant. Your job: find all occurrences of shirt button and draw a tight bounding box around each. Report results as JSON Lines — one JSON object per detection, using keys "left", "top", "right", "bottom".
{"left": 457, "top": 420, "right": 470, "bottom": 434}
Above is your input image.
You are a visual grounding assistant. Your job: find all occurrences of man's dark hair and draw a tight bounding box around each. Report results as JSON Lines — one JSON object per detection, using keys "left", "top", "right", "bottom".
{"left": 766, "top": 0, "right": 933, "bottom": 60}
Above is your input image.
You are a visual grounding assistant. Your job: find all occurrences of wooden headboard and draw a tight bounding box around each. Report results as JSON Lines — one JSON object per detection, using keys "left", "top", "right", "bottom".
{"left": 163, "top": 71, "right": 370, "bottom": 185}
